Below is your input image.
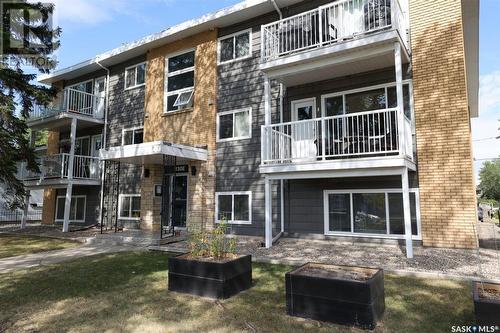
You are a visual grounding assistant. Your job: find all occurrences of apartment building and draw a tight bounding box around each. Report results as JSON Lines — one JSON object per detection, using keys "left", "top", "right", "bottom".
{"left": 21, "top": 0, "right": 479, "bottom": 257}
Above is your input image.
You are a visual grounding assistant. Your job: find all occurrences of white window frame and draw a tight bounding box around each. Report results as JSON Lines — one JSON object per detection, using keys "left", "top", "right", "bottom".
{"left": 118, "top": 194, "right": 141, "bottom": 220}
{"left": 124, "top": 62, "right": 147, "bottom": 90}
{"left": 67, "top": 79, "right": 93, "bottom": 92}
{"left": 323, "top": 188, "right": 421, "bottom": 240}
{"left": 217, "top": 28, "right": 253, "bottom": 65}
{"left": 55, "top": 195, "right": 86, "bottom": 223}
{"left": 121, "top": 126, "right": 144, "bottom": 146}
{"left": 215, "top": 191, "right": 252, "bottom": 225}
{"left": 320, "top": 80, "right": 414, "bottom": 118}
{"left": 164, "top": 48, "right": 196, "bottom": 113}
{"left": 216, "top": 107, "right": 252, "bottom": 142}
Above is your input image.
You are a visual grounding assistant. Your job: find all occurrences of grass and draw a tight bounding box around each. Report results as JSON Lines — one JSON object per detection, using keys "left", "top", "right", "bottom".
{"left": 0, "top": 251, "right": 475, "bottom": 332}
{"left": 0, "top": 234, "right": 80, "bottom": 259}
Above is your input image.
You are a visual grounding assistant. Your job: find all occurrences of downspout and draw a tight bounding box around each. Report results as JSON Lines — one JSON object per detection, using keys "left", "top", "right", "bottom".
{"left": 269, "top": 0, "right": 282, "bottom": 20}
{"left": 96, "top": 59, "right": 110, "bottom": 229}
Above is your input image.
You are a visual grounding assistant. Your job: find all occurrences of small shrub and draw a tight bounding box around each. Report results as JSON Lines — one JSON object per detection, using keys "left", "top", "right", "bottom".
{"left": 188, "top": 220, "right": 237, "bottom": 260}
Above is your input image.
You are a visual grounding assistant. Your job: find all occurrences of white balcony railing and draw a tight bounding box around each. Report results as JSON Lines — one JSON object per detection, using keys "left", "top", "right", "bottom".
{"left": 21, "top": 154, "right": 101, "bottom": 181}
{"left": 261, "top": 108, "right": 413, "bottom": 165}
{"left": 261, "top": 0, "right": 407, "bottom": 61}
{"left": 29, "top": 88, "right": 105, "bottom": 121}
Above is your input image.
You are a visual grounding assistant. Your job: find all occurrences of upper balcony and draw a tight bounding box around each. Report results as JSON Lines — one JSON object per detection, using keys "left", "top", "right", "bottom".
{"left": 260, "top": 0, "right": 410, "bottom": 85}
{"left": 20, "top": 154, "right": 101, "bottom": 188}
{"left": 27, "top": 88, "right": 105, "bottom": 130}
{"left": 260, "top": 107, "right": 414, "bottom": 175}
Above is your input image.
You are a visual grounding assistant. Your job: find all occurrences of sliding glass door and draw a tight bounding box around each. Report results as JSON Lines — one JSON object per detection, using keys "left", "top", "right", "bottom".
{"left": 325, "top": 189, "right": 420, "bottom": 238}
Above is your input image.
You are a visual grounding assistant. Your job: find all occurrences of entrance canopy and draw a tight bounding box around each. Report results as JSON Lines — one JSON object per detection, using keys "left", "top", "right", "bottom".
{"left": 99, "top": 141, "right": 208, "bottom": 165}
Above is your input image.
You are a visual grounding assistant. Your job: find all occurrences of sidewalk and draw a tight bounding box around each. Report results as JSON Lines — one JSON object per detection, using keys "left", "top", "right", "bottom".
{"left": 0, "top": 243, "right": 144, "bottom": 274}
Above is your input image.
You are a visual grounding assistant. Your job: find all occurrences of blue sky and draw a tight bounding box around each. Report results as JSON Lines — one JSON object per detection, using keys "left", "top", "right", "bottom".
{"left": 48, "top": 0, "right": 498, "bottom": 180}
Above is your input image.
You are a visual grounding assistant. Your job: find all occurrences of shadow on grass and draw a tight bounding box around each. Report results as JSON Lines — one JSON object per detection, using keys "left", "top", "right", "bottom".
{"left": 0, "top": 252, "right": 475, "bottom": 333}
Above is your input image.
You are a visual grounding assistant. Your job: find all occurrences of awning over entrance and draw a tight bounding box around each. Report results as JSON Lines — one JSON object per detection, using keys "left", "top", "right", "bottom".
{"left": 99, "top": 141, "right": 208, "bottom": 165}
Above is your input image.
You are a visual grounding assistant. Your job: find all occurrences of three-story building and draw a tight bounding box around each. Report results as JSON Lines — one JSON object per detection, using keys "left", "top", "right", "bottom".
{"left": 21, "top": 0, "right": 479, "bottom": 258}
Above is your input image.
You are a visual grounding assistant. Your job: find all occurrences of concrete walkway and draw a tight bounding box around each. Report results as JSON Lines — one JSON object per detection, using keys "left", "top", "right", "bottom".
{"left": 0, "top": 243, "right": 144, "bottom": 274}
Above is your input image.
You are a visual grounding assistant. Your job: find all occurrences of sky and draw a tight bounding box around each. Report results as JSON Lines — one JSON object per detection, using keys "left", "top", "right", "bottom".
{"left": 45, "top": 0, "right": 499, "bottom": 181}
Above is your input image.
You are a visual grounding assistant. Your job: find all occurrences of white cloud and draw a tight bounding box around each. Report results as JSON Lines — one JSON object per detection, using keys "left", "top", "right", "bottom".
{"left": 479, "top": 70, "right": 500, "bottom": 114}
{"left": 50, "top": 0, "right": 177, "bottom": 26}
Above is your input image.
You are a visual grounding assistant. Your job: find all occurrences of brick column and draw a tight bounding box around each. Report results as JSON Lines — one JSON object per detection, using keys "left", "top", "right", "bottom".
{"left": 409, "top": 0, "right": 477, "bottom": 248}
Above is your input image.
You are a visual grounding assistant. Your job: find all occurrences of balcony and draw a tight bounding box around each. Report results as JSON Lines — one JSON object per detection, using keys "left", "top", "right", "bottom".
{"left": 260, "top": 108, "right": 414, "bottom": 174}
{"left": 21, "top": 154, "right": 101, "bottom": 188}
{"left": 27, "top": 88, "right": 105, "bottom": 130}
{"left": 260, "top": 0, "right": 409, "bottom": 85}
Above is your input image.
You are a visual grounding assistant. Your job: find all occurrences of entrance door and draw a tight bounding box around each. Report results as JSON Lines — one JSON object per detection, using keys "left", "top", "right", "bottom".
{"left": 163, "top": 174, "right": 188, "bottom": 229}
{"left": 93, "top": 77, "right": 106, "bottom": 119}
{"left": 291, "top": 98, "right": 317, "bottom": 160}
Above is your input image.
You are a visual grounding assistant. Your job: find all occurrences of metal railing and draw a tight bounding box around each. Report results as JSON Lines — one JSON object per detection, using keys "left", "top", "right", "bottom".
{"left": 261, "top": 0, "right": 407, "bottom": 61}
{"left": 262, "top": 108, "right": 414, "bottom": 164}
{"left": 0, "top": 210, "right": 42, "bottom": 223}
{"left": 29, "top": 88, "right": 105, "bottom": 121}
{"left": 21, "top": 154, "right": 100, "bottom": 181}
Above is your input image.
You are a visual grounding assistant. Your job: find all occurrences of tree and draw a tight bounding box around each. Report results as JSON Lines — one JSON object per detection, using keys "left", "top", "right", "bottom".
{"left": 479, "top": 159, "right": 500, "bottom": 203}
{"left": 0, "top": 1, "right": 60, "bottom": 209}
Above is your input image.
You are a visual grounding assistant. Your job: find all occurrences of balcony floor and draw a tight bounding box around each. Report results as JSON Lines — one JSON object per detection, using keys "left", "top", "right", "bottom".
{"left": 27, "top": 111, "right": 104, "bottom": 131}
{"left": 23, "top": 178, "right": 101, "bottom": 189}
{"left": 260, "top": 155, "right": 416, "bottom": 179}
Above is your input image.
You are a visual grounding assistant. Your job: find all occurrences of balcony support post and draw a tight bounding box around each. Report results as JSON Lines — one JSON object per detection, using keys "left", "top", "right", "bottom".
{"left": 62, "top": 118, "right": 77, "bottom": 233}
{"left": 20, "top": 129, "right": 36, "bottom": 229}
{"left": 394, "top": 42, "right": 405, "bottom": 156}
{"left": 401, "top": 167, "right": 413, "bottom": 259}
{"left": 265, "top": 176, "right": 272, "bottom": 248}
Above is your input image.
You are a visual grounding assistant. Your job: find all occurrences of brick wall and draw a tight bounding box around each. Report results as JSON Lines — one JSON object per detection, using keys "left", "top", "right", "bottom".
{"left": 143, "top": 30, "right": 218, "bottom": 232}
{"left": 410, "top": 0, "right": 477, "bottom": 248}
{"left": 41, "top": 130, "right": 59, "bottom": 225}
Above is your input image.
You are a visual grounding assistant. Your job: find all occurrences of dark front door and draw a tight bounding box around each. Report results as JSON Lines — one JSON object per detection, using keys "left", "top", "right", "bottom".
{"left": 162, "top": 174, "right": 188, "bottom": 229}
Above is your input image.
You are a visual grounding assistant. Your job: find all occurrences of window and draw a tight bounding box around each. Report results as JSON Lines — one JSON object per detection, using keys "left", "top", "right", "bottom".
{"left": 216, "top": 192, "right": 251, "bottom": 224}
{"left": 55, "top": 196, "right": 86, "bottom": 222}
{"left": 165, "top": 50, "right": 195, "bottom": 112}
{"left": 122, "top": 127, "right": 144, "bottom": 145}
{"left": 323, "top": 82, "right": 412, "bottom": 117}
{"left": 218, "top": 29, "right": 252, "bottom": 64}
{"left": 325, "top": 189, "right": 420, "bottom": 238}
{"left": 217, "top": 108, "right": 251, "bottom": 141}
{"left": 125, "top": 62, "right": 146, "bottom": 89}
{"left": 119, "top": 195, "right": 141, "bottom": 219}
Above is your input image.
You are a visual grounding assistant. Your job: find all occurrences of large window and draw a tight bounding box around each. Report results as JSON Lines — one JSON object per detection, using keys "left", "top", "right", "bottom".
{"left": 323, "top": 82, "right": 412, "bottom": 118}
{"left": 122, "top": 127, "right": 144, "bottom": 145}
{"left": 218, "top": 29, "right": 252, "bottom": 64}
{"left": 217, "top": 108, "right": 251, "bottom": 141}
{"left": 325, "top": 189, "right": 420, "bottom": 238}
{"left": 165, "top": 50, "right": 195, "bottom": 113}
{"left": 55, "top": 196, "right": 86, "bottom": 222}
{"left": 119, "top": 195, "right": 141, "bottom": 219}
{"left": 216, "top": 192, "right": 251, "bottom": 224}
{"left": 125, "top": 62, "right": 146, "bottom": 90}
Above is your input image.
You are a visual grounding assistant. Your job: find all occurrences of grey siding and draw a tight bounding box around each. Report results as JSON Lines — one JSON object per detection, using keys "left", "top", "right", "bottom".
{"left": 216, "top": 0, "right": 418, "bottom": 237}
{"left": 285, "top": 175, "right": 419, "bottom": 235}
{"left": 56, "top": 186, "right": 100, "bottom": 226}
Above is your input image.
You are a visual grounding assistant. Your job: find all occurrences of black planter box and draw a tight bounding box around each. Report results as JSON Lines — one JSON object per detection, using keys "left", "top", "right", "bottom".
{"left": 286, "top": 263, "right": 385, "bottom": 329}
{"left": 168, "top": 253, "right": 252, "bottom": 299}
{"left": 473, "top": 281, "right": 500, "bottom": 326}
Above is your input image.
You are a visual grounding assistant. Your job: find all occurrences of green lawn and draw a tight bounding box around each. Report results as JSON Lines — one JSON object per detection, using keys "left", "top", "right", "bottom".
{"left": 0, "top": 234, "right": 80, "bottom": 259}
{"left": 0, "top": 252, "right": 474, "bottom": 332}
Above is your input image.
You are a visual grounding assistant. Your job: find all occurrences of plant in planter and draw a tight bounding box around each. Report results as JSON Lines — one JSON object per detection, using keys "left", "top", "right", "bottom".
{"left": 472, "top": 281, "right": 500, "bottom": 326}
{"left": 286, "top": 263, "right": 385, "bottom": 329}
{"left": 168, "top": 221, "right": 252, "bottom": 299}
